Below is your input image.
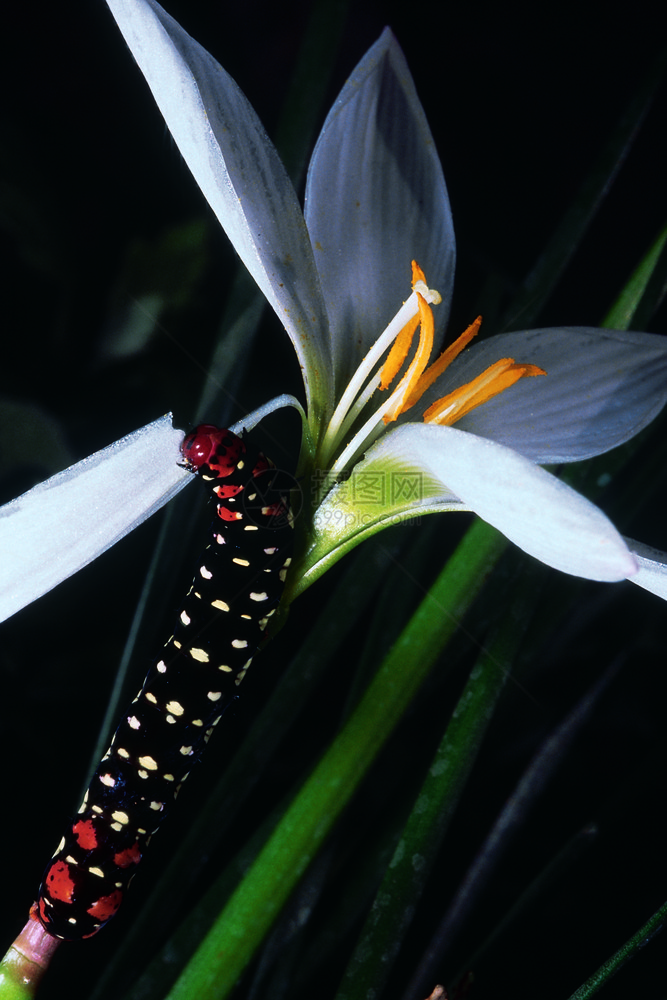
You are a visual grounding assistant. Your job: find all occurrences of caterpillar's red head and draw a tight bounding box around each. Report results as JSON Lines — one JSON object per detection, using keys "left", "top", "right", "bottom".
{"left": 182, "top": 425, "right": 246, "bottom": 479}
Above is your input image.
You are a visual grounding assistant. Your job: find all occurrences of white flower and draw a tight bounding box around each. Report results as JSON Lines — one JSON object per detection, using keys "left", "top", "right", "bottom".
{"left": 1, "top": 0, "right": 666, "bottom": 622}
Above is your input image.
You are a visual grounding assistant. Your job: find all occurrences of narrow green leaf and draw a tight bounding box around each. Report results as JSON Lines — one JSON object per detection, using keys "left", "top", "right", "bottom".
{"left": 334, "top": 563, "right": 541, "bottom": 1000}
{"left": 406, "top": 655, "right": 624, "bottom": 999}
{"left": 565, "top": 897, "right": 667, "bottom": 1000}
{"left": 602, "top": 220, "right": 667, "bottom": 330}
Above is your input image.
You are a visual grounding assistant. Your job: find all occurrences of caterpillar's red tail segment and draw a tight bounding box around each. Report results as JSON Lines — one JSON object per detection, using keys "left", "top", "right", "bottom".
{"left": 34, "top": 426, "right": 293, "bottom": 940}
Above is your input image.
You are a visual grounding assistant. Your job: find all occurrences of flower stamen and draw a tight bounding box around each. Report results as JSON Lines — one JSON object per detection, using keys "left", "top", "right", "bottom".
{"left": 402, "top": 316, "right": 482, "bottom": 410}
{"left": 423, "top": 358, "right": 546, "bottom": 425}
{"left": 379, "top": 313, "right": 420, "bottom": 390}
{"left": 319, "top": 262, "right": 441, "bottom": 464}
{"left": 381, "top": 289, "right": 435, "bottom": 423}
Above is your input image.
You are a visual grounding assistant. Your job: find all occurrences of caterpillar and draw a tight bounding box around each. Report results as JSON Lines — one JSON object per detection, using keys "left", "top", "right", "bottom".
{"left": 34, "top": 425, "right": 293, "bottom": 941}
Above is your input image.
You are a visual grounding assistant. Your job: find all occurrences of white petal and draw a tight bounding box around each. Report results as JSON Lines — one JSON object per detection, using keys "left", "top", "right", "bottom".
{"left": 361, "top": 424, "right": 637, "bottom": 581}
{"left": 437, "top": 327, "right": 667, "bottom": 462}
{"left": 106, "top": 0, "right": 333, "bottom": 418}
{"left": 624, "top": 538, "right": 667, "bottom": 600}
{"left": 229, "top": 394, "right": 306, "bottom": 435}
{"left": 305, "top": 28, "right": 455, "bottom": 393}
{"left": 0, "top": 415, "right": 191, "bottom": 623}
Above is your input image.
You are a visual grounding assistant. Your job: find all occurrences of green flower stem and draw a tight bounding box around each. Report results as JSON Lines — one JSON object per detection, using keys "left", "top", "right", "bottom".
{"left": 164, "top": 518, "right": 508, "bottom": 1000}
{"left": 565, "top": 897, "right": 667, "bottom": 1000}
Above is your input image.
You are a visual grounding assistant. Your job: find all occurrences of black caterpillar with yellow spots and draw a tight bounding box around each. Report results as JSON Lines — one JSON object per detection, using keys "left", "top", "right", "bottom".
{"left": 34, "top": 425, "right": 293, "bottom": 940}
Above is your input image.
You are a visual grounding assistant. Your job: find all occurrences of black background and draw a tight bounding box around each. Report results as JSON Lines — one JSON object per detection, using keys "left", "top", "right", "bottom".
{"left": 1, "top": 2, "right": 667, "bottom": 999}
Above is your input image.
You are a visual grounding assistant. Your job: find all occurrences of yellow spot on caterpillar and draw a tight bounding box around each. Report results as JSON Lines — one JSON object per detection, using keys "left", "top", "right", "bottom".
{"left": 65, "top": 855, "right": 77, "bottom": 864}
{"left": 235, "top": 670, "right": 247, "bottom": 686}
{"left": 166, "top": 715, "right": 176, "bottom": 724}
{"left": 211, "top": 599, "right": 230, "bottom": 612}
{"left": 180, "top": 611, "right": 191, "bottom": 626}
{"left": 99, "top": 773, "right": 116, "bottom": 787}
{"left": 117, "top": 748, "right": 130, "bottom": 760}
{"left": 138, "top": 755, "right": 158, "bottom": 771}
{"left": 279, "top": 568, "right": 288, "bottom": 582}
{"left": 215, "top": 534, "right": 225, "bottom": 545}
{"left": 55, "top": 837, "right": 66, "bottom": 854}
{"left": 166, "top": 701, "right": 184, "bottom": 716}
{"left": 150, "top": 801, "right": 163, "bottom": 811}
{"left": 138, "top": 770, "right": 149, "bottom": 779}
{"left": 157, "top": 660, "right": 167, "bottom": 673}
{"left": 264, "top": 546, "right": 278, "bottom": 554}
{"left": 89, "top": 867, "right": 105, "bottom": 879}
{"left": 200, "top": 565, "right": 213, "bottom": 579}
{"left": 180, "top": 746, "right": 193, "bottom": 756}
{"left": 241, "top": 613, "right": 252, "bottom": 619}
{"left": 207, "top": 691, "right": 222, "bottom": 701}
{"left": 233, "top": 557, "right": 250, "bottom": 567}
{"left": 92, "top": 805, "right": 103, "bottom": 815}
{"left": 250, "top": 591, "right": 268, "bottom": 601}
{"left": 128, "top": 715, "right": 141, "bottom": 729}
{"left": 68, "top": 917, "right": 77, "bottom": 924}
{"left": 110, "top": 822, "right": 123, "bottom": 832}
{"left": 192, "top": 719, "right": 204, "bottom": 726}
{"left": 145, "top": 692, "right": 157, "bottom": 704}
{"left": 218, "top": 664, "right": 232, "bottom": 672}
{"left": 164, "top": 774, "right": 175, "bottom": 782}
{"left": 232, "top": 639, "right": 248, "bottom": 649}
{"left": 112, "top": 811, "right": 129, "bottom": 825}
{"left": 190, "top": 647, "right": 209, "bottom": 663}
{"left": 173, "top": 640, "right": 182, "bottom": 649}
{"left": 244, "top": 524, "right": 259, "bottom": 531}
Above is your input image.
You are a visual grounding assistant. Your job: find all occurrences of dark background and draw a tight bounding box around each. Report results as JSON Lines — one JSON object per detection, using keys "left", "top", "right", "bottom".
{"left": 1, "top": 2, "right": 667, "bottom": 998}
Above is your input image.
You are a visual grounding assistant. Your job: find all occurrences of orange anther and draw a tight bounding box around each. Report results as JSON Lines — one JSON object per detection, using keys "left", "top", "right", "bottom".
{"left": 423, "top": 359, "right": 545, "bottom": 425}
